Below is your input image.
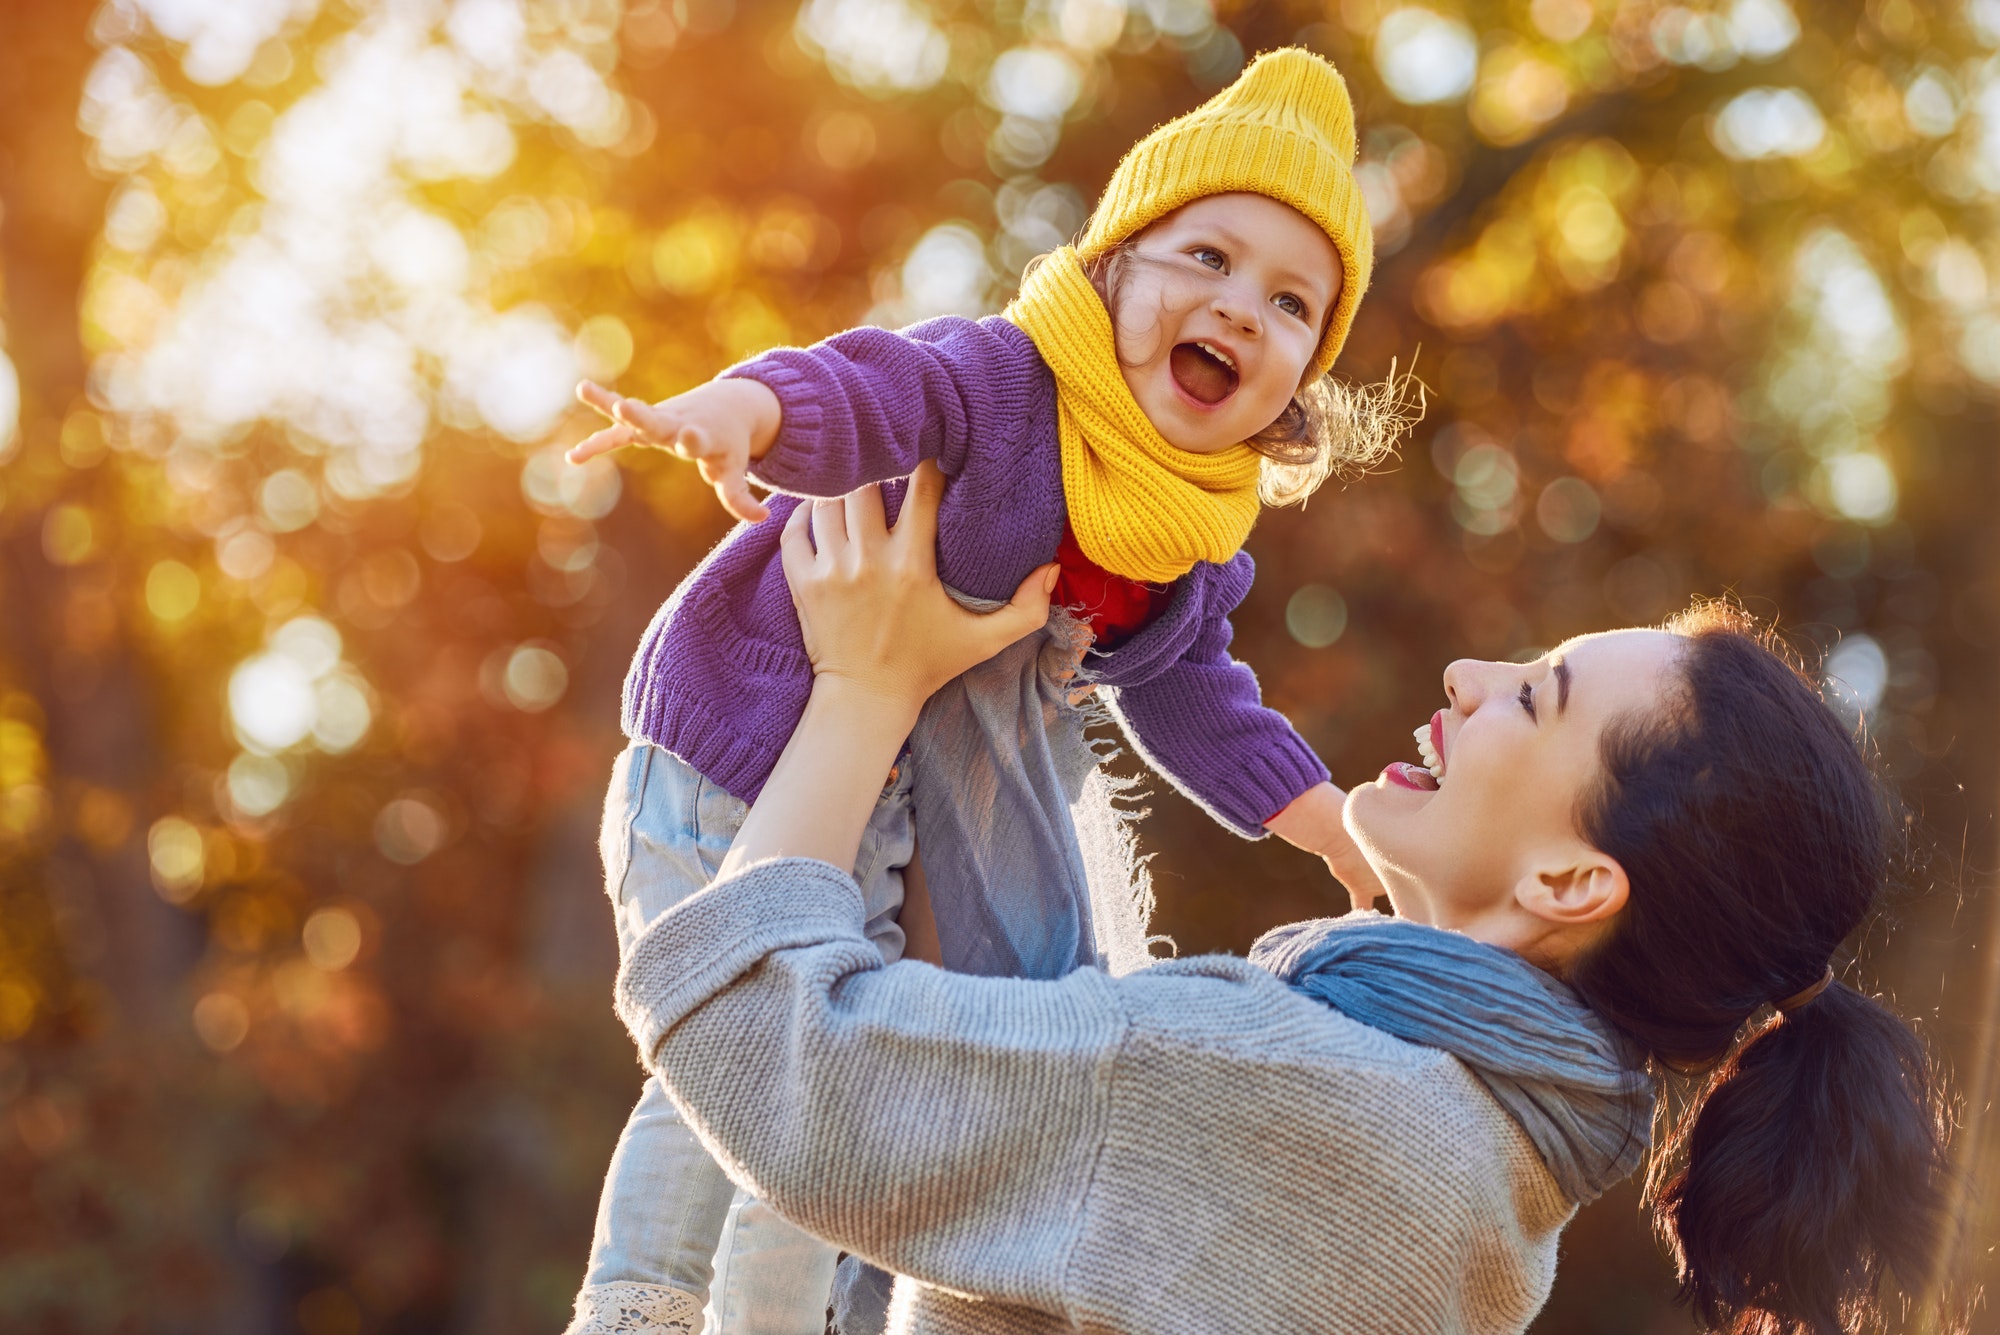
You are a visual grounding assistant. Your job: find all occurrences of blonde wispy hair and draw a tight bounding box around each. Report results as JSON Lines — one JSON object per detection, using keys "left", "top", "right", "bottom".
{"left": 1257, "top": 357, "right": 1425, "bottom": 508}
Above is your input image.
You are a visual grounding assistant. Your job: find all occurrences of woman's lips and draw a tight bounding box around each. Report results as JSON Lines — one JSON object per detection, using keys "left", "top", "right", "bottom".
{"left": 1381, "top": 761, "right": 1439, "bottom": 792}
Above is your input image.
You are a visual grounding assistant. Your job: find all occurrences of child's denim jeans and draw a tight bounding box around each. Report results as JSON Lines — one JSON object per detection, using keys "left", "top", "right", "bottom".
{"left": 571, "top": 742, "right": 913, "bottom": 1335}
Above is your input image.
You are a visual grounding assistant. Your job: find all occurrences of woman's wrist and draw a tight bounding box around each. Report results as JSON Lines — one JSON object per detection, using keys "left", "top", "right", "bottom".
{"left": 806, "top": 671, "right": 924, "bottom": 739}
{"left": 717, "top": 673, "right": 917, "bottom": 880}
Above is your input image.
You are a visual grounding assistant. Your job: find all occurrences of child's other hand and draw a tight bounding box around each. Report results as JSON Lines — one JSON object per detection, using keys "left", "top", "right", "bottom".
{"left": 568, "top": 378, "right": 781, "bottom": 523}
{"left": 1268, "top": 782, "right": 1384, "bottom": 914}
{"left": 1318, "top": 823, "right": 1387, "bottom": 915}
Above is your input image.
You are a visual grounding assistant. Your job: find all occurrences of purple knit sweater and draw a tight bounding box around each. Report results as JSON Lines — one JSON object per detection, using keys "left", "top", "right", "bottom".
{"left": 620, "top": 316, "right": 1329, "bottom": 837}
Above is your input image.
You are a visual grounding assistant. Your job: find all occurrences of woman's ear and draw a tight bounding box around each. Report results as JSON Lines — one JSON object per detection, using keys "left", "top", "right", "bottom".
{"left": 1513, "top": 847, "right": 1628, "bottom": 928}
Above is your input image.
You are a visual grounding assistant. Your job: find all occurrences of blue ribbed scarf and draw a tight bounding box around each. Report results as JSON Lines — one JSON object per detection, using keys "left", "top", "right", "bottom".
{"left": 1250, "top": 913, "right": 1656, "bottom": 1204}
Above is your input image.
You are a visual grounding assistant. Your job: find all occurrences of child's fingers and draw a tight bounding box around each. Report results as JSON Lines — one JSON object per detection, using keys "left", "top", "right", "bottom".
{"left": 576, "top": 380, "right": 622, "bottom": 421}
{"left": 567, "top": 423, "right": 636, "bottom": 464}
{"left": 715, "top": 472, "right": 770, "bottom": 524}
{"left": 612, "top": 397, "right": 678, "bottom": 442}
{"left": 679, "top": 424, "right": 745, "bottom": 470}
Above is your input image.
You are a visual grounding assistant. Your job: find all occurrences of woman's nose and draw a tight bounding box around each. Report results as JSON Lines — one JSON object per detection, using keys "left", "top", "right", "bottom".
{"left": 1442, "top": 658, "right": 1500, "bottom": 711}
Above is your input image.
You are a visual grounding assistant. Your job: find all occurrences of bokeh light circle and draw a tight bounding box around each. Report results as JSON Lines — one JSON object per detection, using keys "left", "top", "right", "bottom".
{"left": 1375, "top": 10, "right": 1479, "bottom": 105}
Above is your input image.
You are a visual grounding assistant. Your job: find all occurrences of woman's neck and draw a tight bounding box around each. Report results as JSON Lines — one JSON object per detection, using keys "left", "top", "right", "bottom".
{"left": 1384, "top": 886, "right": 1580, "bottom": 978}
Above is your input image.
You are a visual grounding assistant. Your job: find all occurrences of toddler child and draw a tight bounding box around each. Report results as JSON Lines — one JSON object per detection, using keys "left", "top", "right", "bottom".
{"left": 565, "top": 47, "right": 1404, "bottom": 1335}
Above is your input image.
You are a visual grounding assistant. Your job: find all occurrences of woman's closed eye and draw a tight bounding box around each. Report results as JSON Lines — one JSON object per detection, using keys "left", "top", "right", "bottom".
{"left": 1518, "top": 680, "right": 1537, "bottom": 722}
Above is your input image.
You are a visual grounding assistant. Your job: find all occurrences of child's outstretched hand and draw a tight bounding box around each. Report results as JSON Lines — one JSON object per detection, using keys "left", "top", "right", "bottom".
{"left": 1267, "top": 782, "right": 1385, "bottom": 914}
{"left": 568, "top": 378, "right": 782, "bottom": 523}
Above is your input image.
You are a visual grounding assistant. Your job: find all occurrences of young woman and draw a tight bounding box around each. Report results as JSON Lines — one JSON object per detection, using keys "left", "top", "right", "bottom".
{"left": 606, "top": 466, "right": 1953, "bottom": 1335}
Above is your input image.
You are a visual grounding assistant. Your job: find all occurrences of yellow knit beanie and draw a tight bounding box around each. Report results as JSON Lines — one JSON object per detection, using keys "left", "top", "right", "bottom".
{"left": 1076, "top": 47, "right": 1372, "bottom": 382}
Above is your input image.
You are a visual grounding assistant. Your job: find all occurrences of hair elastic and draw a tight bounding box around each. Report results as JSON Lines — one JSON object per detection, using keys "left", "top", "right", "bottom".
{"left": 1775, "top": 967, "right": 1836, "bottom": 1014}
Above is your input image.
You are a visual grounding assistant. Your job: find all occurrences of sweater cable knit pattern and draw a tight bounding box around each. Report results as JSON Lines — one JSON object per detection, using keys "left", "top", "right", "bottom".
{"left": 624, "top": 316, "right": 1328, "bottom": 836}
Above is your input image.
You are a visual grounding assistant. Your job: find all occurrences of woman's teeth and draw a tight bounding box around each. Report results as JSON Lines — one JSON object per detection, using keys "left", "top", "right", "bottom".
{"left": 1412, "top": 724, "right": 1445, "bottom": 782}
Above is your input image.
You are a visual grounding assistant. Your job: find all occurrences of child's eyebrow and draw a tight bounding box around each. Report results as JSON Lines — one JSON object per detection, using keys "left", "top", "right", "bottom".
{"left": 1267, "top": 260, "right": 1333, "bottom": 304}
{"left": 1190, "top": 222, "right": 1250, "bottom": 253}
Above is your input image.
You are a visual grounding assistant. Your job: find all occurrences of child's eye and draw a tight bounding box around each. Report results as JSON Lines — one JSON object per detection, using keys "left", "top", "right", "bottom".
{"left": 1275, "top": 292, "right": 1307, "bottom": 319}
{"left": 1190, "top": 246, "right": 1226, "bottom": 270}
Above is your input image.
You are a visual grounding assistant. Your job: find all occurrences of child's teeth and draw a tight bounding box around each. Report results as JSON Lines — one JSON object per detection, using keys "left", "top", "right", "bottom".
{"left": 1197, "top": 341, "right": 1234, "bottom": 369}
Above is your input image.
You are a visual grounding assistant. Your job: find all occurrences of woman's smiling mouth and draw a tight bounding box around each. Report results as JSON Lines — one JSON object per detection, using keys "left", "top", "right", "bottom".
{"left": 1413, "top": 710, "right": 1447, "bottom": 783}
{"left": 1380, "top": 711, "right": 1448, "bottom": 792}
{"left": 1381, "top": 762, "right": 1438, "bottom": 792}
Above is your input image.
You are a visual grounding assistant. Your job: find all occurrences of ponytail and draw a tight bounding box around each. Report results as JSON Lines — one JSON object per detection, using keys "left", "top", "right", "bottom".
{"left": 1654, "top": 982, "right": 1951, "bottom": 1334}
{"left": 1566, "top": 601, "right": 1959, "bottom": 1333}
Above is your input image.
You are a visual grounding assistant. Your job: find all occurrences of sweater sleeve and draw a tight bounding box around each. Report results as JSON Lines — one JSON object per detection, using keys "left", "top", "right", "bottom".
{"left": 615, "top": 856, "right": 1125, "bottom": 1321}
{"left": 1105, "top": 552, "right": 1330, "bottom": 838}
{"left": 723, "top": 318, "right": 1035, "bottom": 498}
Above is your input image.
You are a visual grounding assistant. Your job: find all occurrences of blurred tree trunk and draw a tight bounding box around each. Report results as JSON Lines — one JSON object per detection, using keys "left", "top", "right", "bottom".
{"left": 0, "top": 0, "right": 195, "bottom": 1035}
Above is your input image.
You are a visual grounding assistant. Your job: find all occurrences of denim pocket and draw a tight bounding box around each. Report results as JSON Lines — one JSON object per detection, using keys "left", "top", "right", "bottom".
{"left": 599, "top": 743, "right": 650, "bottom": 909}
{"left": 687, "top": 773, "right": 748, "bottom": 881}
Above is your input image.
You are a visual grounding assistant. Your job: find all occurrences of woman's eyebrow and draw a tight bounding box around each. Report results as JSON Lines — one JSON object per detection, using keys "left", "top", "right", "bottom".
{"left": 1554, "top": 657, "right": 1571, "bottom": 716}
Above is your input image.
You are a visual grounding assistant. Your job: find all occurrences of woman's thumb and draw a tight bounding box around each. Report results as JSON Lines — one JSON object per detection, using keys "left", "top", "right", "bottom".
{"left": 985, "top": 563, "right": 1057, "bottom": 646}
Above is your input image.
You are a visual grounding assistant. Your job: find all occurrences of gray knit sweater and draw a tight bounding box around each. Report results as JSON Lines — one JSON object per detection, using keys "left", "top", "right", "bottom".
{"left": 615, "top": 858, "right": 1578, "bottom": 1334}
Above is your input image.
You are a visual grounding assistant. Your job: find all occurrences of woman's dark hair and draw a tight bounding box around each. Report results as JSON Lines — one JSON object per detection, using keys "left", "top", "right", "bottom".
{"left": 1567, "top": 600, "right": 1956, "bottom": 1334}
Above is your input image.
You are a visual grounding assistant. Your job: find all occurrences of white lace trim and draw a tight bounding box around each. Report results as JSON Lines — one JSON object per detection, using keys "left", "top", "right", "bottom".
{"left": 566, "top": 1281, "right": 703, "bottom": 1334}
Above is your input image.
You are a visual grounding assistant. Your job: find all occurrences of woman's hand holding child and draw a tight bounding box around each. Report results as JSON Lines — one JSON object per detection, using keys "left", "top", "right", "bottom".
{"left": 719, "top": 463, "right": 1056, "bottom": 880}
{"left": 779, "top": 463, "right": 1057, "bottom": 721}
{"left": 570, "top": 377, "right": 782, "bottom": 523}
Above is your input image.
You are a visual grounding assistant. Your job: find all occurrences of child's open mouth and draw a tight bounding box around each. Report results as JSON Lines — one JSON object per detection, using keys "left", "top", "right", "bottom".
{"left": 1169, "top": 341, "right": 1239, "bottom": 405}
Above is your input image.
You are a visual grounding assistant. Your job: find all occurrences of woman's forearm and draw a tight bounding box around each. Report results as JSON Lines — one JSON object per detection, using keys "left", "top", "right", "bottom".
{"left": 717, "top": 678, "right": 918, "bottom": 880}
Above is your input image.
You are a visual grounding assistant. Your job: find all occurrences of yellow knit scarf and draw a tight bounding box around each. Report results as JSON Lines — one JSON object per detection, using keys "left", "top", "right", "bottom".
{"left": 1003, "top": 247, "right": 1263, "bottom": 584}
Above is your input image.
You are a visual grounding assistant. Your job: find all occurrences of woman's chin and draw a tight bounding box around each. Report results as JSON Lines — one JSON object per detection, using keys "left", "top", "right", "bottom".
{"left": 1346, "top": 773, "right": 1441, "bottom": 865}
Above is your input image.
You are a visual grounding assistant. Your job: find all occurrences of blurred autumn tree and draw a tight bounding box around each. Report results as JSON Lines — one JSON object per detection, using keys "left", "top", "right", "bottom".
{"left": 0, "top": 0, "right": 1995, "bottom": 1332}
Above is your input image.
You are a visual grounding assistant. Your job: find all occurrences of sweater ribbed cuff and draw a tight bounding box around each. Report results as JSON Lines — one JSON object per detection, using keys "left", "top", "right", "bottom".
{"left": 1192, "top": 736, "right": 1330, "bottom": 839}
{"left": 722, "top": 358, "right": 827, "bottom": 493}
{"left": 1231, "top": 736, "right": 1333, "bottom": 834}
{"left": 1110, "top": 694, "right": 1329, "bottom": 839}
{"left": 613, "top": 857, "right": 871, "bottom": 1067}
